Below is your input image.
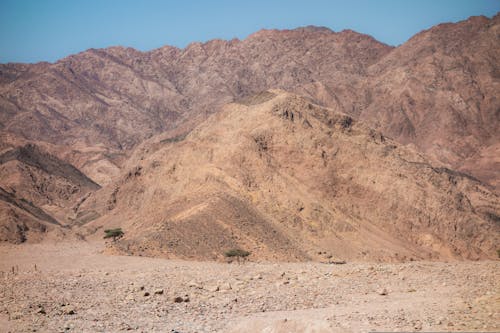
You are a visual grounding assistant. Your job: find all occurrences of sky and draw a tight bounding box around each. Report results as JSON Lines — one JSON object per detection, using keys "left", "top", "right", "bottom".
{"left": 1, "top": 0, "right": 499, "bottom": 64}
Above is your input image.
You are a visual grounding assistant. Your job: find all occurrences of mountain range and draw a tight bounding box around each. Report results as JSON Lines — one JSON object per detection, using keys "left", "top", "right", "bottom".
{"left": 0, "top": 14, "right": 498, "bottom": 261}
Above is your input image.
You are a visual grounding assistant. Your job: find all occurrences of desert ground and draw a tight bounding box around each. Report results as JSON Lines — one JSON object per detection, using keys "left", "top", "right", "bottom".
{"left": 0, "top": 241, "right": 498, "bottom": 333}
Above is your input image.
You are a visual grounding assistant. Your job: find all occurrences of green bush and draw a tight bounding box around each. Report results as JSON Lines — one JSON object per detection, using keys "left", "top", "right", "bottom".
{"left": 224, "top": 248, "right": 250, "bottom": 258}
{"left": 104, "top": 228, "right": 124, "bottom": 241}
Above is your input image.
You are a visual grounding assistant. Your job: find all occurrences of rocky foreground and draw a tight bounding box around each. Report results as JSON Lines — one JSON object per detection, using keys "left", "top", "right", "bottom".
{"left": 0, "top": 241, "right": 498, "bottom": 332}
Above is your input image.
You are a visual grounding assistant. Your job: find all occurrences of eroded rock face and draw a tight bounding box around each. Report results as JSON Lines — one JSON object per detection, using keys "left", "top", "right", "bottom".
{"left": 77, "top": 92, "right": 500, "bottom": 261}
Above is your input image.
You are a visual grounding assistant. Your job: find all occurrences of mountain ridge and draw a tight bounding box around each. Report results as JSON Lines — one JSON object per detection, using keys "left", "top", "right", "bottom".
{"left": 75, "top": 91, "right": 499, "bottom": 261}
{"left": 0, "top": 15, "right": 499, "bottom": 256}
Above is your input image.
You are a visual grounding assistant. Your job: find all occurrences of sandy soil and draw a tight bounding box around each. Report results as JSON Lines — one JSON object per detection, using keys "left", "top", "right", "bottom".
{"left": 0, "top": 241, "right": 498, "bottom": 333}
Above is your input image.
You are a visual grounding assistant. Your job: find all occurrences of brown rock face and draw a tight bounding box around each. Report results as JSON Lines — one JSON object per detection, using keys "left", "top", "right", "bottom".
{"left": 77, "top": 92, "right": 499, "bottom": 261}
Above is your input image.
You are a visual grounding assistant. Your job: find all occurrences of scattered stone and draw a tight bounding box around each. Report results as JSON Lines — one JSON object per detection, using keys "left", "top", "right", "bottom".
{"left": 377, "top": 288, "right": 388, "bottom": 296}
{"left": 10, "top": 312, "right": 22, "bottom": 320}
{"left": 219, "top": 283, "right": 232, "bottom": 291}
{"left": 35, "top": 306, "right": 46, "bottom": 315}
{"left": 143, "top": 291, "right": 150, "bottom": 297}
{"left": 188, "top": 281, "right": 202, "bottom": 289}
{"left": 206, "top": 285, "right": 219, "bottom": 292}
{"left": 172, "top": 295, "right": 190, "bottom": 303}
{"left": 154, "top": 289, "right": 164, "bottom": 295}
{"left": 61, "top": 305, "right": 76, "bottom": 315}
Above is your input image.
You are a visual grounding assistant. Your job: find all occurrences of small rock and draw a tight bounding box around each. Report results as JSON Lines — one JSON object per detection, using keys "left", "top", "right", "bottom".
{"left": 219, "top": 283, "right": 232, "bottom": 291}
{"left": 206, "top": 285, "right": 219, "bottom": 292}
{"left": 154, "top": 289, "right": 164, "bottom": 295}
{"left": 173, "top": 296, "right": 184, "bottom": 303}
{"left": 377, "top": 288, "right": 388, "bottom": 296}
{"left": 62, "top": 305, "right": 76, "bottom": 315}
{"left": 188, "top": 281, "right": 202, "bottom": 289}
{"left": 143, "top": 291, "right": 150, "bottom": 297}
{"left": 35, "top": 306, "right": 46, "bottom": 315}
{"left": 10, "top": 312, "right": 22, "bottom": 320}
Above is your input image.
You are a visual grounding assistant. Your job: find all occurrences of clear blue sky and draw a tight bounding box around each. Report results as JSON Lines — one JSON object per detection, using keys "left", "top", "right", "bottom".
{"left": 1, "top": 0, "right": 499, "bottom": 63}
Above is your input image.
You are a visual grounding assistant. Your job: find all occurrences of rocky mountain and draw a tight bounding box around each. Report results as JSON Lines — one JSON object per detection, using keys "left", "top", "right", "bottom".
{"left": 76, "top": 92, "right": 499, "bottom": 261}
{"left": 1, "top": 14, "right": 499, "bottom": 189}
{"left": 0, "top": 144, "right": 100, "bottom": 242}
{"left": 0, "top": 14, "right": 499, "bottom": 259}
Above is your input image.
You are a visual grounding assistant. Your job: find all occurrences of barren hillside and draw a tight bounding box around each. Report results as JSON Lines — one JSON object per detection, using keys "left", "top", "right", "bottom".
{"left": 1, "top": 14, "right": 499, "bottom": 188}
{"left": 76, "top": 91, "right": 499, "bottom": 261}
{"left": 0, "top": 14, "right": 499, "bottom": 255}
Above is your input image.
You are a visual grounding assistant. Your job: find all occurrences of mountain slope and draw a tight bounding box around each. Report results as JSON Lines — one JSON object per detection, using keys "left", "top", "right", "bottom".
{"left": 0, "top": 27, "right": 390, "bottom": 149}
{"left": 363, "top": 14, "right": 500, "bottom": 187}
{"left": 76, "top": 91, "right": 500, "bottom": 261}
{"left": 0, "top": 144, "right": 101, "bottom": 242}
{"left": 1, "top": 14, "right": 499, "bottom": 190}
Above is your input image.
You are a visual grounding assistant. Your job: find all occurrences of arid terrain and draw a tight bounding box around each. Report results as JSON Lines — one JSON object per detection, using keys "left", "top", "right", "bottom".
{"left": 0, "top": 11, "right": 499, "bottom": 333}
{"left": 0, "top": 241, "right": 499, "bottom": 333}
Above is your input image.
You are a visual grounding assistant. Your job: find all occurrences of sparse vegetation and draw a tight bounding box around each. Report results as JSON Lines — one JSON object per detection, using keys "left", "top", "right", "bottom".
{"left": 103, "top": 228, "right": 124, "bottom": 241}
{"left": 224, "top": 248, "right": 250, "bottom": 258}
{"left": 497, "top": 249, "right": 500, "bottom": 259}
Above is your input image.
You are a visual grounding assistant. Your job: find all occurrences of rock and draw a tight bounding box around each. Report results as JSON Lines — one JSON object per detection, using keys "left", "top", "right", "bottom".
{"left": 10, "top": 312, "right": 22, "bottom": 320}
{"left": 35, "top": 306, "right": 46, "bottom": 315}
{"left": 206, "top": 285, "right": 219, "bottom": 292}
{"left": 143, "top": 291, "right": 150, "bottom": 297}
{"left": 377, "top": 288, "right": 388, "bottom": 296}
{"left": 219, "top": 283, "right": 232, "bottom": 291}
{"left": 173, "top": 295, "right": 190, "bottom": 303}
{"left": 154, "top": 289, "right": 164, "bottom": 295}
{"left": 62, "top": 305, "right": 76, "bottom": 315}
{"left": 188, "top": 281, "right": 202, "bottom": 289}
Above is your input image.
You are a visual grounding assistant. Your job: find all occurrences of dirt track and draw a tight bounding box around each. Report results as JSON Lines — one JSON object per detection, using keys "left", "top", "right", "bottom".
{"left": 0, "top": 241, "right": 499, "bottom": 332}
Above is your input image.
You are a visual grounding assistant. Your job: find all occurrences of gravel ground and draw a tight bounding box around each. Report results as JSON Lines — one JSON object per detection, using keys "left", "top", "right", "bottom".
{"left": 0, "top": 241, "right": 498, "bottom": 332}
